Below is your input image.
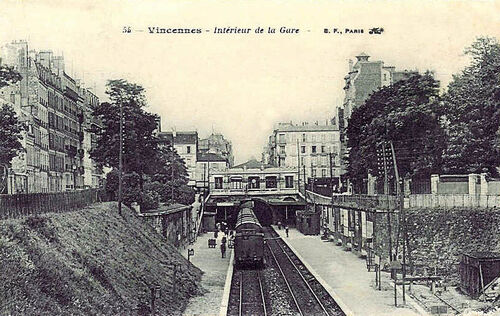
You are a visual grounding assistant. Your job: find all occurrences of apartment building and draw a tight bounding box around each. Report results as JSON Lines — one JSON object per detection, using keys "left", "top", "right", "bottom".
{"left": 340, "top": 52, "right": 416, "bottom": 128}
{"left": 198, "top": 133, "right": 234, "bottom": 167}
{"left": 158, "top": 131, "right": 198, "bottom": 186}
{"left": 0, "top": 40, "right": 104, "bottom": 193}
{"left": 265, "top": 121, "right": 342, "bottom": 182}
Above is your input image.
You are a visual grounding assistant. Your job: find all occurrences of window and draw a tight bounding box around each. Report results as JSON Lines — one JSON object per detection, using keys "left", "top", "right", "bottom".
{"left": 285, "top": 176, "right": 294, "bottom": 188}
{"left": 230, "top": 177, "right": 242, "bottom": 189}
{"left": 279, "top": 157, "right": 285, "bottom": 167}
{"left": 279, "top": 145, "right": 286, "bottom": 154}
{"left": 321, "top": 146, "right": 325, "bottom": 153}
{"left": 384, "top": 73, "right": 387, "bottom": 81}
{"left": 312, "top": 146, "right": 317, "bottom": 153}
{"left": 248, "top": 176, "right": 260, "bottom": 189}
{"left": 278, "top": 133, "right": 285, "bottom": 143}
{"left": 322, "top": 169, "right": 327, "bottom": 177}
{"left": 187, "top": 146, "right": 191, "bottom": 154}
{"left": 301, "top": 146, "right": 306, "bottom": 154}
{"left": 302, "top": 133, "right": 306, "bottom": 142}
{"left": 265, "top": 176, "right": 277, "bottom": 189}
{"left": 214, "top": 177, "right": 223, "bottom": 189}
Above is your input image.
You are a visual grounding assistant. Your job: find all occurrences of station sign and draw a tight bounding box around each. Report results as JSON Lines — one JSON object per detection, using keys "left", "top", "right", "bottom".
{"left": 217, "top": 202, "right": 234, "bottom": 206}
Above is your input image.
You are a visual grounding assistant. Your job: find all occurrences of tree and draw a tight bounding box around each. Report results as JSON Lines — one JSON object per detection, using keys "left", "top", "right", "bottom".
{"left": 150, "top": 145, "right": 195, "bottom": 205}
{"left": 0, "top": 65, "right": 22, "bottom": 88}
{"left": 0, "top": 66, "right": 24, "bottom": 167}
{"left": 0, "top": 104, "right": 25, "bottom": 168}
{"left": 346, "top": 73, "right": 445, "bottom": 192}
{"left": 92, "top": 79, "right": 194, "bottom": 209}
{"left": 441, "top": 37, "right": 500, "bottom": 175}
{"left": 89, "top": 80, "right": 160, "bottom": 186}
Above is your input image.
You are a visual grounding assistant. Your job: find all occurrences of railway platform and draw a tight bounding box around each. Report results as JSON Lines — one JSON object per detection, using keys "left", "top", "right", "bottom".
{"left": 182, "top": 232, "right": 233, "bottom": 316}
{"left": 273, "top": 226, "right": 426, "bottom": 316}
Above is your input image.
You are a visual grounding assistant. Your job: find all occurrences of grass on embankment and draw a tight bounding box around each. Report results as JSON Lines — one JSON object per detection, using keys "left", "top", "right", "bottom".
{"left": 0, "top": 202, "right": 204, "bottom": 315}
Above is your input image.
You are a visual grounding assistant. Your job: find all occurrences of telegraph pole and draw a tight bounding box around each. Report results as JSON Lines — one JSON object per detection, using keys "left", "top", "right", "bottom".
{"left": 297, "top": 139, "right": 301, "bottom": 193}
{"left": 329, "top": 152, "right": 336, "bottom": 193}
{"left": 302, "top": 164, "right": 307, "bottom": 195}
{"left": 118, "top": 102, "right": 123, "bottom": 216}
{"left": 390, "top": 141, "right": 406, "bottom": 304}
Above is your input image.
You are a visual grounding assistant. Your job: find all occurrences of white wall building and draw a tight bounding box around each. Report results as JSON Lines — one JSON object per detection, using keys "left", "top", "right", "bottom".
{"left": 266, "top": 121, "right": 342, "bottom": 181}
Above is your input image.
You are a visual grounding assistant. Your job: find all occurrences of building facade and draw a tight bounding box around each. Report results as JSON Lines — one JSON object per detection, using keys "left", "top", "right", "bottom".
{"left": 340, "top": 52, "right": 416, "bottom": 128}
{"left": 0, "top": 40, "right": 104, "bottom": 193}
{"left": 198, "top": 133, "right": 234, "bottom": 167}
{"left": 265, "top": 122, "right": 342, "bottom": 184}
{"left": 338, "top": 53, "right": 416, "bottom": 191}
{"left": 195, "top": 152, "right": 229, "bottom": 191}
{"left": 158, "top": 131, "right": 198, "bottom": 186}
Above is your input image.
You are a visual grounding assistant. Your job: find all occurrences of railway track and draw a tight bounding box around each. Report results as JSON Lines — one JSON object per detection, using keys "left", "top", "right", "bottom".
{"left": 228, "top": 269, "right": 267, "bottom": 316}
{"left": 264, "top": 227, "right": 345, "bottom": 316}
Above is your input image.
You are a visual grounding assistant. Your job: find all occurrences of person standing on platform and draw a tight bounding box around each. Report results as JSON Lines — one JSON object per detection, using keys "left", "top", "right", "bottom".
{"left": 285, "top": 225, "right": 289, "bottom": 238}
{"left": 220, "top": 242, "right": 226, "bottom": 258}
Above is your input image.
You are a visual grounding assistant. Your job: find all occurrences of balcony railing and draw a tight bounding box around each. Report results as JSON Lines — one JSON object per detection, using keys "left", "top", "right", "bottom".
{"left": 209, "top": 180, "right": 299, "bottom": 195}
{"left": 331, "top": 194, "right": 399, "bottom": 210}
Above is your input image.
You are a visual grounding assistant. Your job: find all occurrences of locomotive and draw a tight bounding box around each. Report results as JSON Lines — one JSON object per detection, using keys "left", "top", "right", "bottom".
{"left": 234, "top": 205, "right": 265, "bottom": 268}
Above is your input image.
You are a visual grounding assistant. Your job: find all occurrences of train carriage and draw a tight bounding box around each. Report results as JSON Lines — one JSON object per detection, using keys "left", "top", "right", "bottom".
{"left": 234, "top": 207, "right": 265, "bottom": 268}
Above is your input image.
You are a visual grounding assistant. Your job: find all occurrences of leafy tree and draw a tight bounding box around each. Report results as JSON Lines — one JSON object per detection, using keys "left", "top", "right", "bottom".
{"left": 89, "top": 80, "right": 160, "bottom": 187}
{"left": 0, "top": 104, "right": 25, "bottom": 168}
{"left": 0, "top": 66, "right": 24, "bottom": 169}
{"left": 441, "top": 37, "right": 500, "bottom": 175}
{"left": 346, "top": 73, "right": 445, "bottom": 192}
{"left": 0, "top": 65, "right": 22, "bottom": 88}
{"left": 150, "top": 146, "right": 195, "bottom": 205}
{"left": 93, "top": 79, "right": 194, "bottom": 208}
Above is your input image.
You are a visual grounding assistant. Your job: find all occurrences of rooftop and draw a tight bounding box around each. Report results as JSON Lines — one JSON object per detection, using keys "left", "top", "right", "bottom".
{"left": 197, "top": 152, "right": 228, "bottom": 162}
{"left": 158, "top": 131, "right": 198, "bottom": 144}
{"left": 139, "top": 203, "right": 191, "bottom": 216}
{"left": 232, "top": 159, "right": 274, "bottom": 169}
{"left": 274, "top": 123, "right": 339, "bottom": 133}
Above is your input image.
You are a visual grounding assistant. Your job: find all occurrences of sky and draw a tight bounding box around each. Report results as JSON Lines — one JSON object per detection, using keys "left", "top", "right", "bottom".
{"left": 1, "top": 0, "right": 500, "bottom": 164}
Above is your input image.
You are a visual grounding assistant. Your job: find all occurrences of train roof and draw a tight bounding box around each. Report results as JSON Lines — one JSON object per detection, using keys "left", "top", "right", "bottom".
{"left": 235, "top": 207, "right": 262, "bottom": 228}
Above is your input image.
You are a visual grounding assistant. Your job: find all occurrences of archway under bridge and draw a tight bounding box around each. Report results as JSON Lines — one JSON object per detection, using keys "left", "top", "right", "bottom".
{"left": 205, "top": 195, "right": 307, "bottom": 229}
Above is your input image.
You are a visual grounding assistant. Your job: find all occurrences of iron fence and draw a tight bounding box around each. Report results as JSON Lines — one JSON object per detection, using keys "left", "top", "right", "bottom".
{"left": 0, "top": 189, "right": 107, "bottom": 220}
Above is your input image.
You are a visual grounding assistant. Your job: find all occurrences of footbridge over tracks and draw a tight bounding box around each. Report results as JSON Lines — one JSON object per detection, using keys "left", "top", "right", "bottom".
{"left": 200, "top": 166, "right": 307, "bottom": 230}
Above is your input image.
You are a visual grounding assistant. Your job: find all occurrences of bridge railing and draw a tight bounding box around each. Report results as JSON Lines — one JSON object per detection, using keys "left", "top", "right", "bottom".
{"left": 209, "top": 180, "right": 300, "bottom": 195}
{"left": 331, "top": 194, "right": 399, "bottom": 210}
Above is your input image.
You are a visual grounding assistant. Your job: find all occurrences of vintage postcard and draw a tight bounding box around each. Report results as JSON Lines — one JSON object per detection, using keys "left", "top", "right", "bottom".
{"left": 1, "top": 0, "right": 500, "bottom": 315}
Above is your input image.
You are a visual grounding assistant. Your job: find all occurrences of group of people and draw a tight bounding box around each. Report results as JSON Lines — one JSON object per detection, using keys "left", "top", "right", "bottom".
{"left": 214, "top": 221, "right": 233, "bottom": 258}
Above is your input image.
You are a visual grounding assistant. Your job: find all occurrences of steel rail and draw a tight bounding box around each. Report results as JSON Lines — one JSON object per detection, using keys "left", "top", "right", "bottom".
{"left": 238, "top": 273, "right": 242, "bottom": 316}
{"left": 238, "top": 271, "right": 267, "bottom": 316}
{"left": 266, "top": 241, "right": 304, "bottom": 316}
{"left": 257, "top": 271, "right": 268, "bottom": 316}
{"left": 273, "top": 233, "right": 330, "bottom": 316}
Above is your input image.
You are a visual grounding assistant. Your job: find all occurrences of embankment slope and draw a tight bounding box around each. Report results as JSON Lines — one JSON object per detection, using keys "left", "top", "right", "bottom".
{"left": 0, "top": 202, "right": 203, "bottom": 315}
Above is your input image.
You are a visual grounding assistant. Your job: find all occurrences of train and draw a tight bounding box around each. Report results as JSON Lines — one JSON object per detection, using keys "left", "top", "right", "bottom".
{"left": 234, "top": 205, "right": 265, "bottom": 269}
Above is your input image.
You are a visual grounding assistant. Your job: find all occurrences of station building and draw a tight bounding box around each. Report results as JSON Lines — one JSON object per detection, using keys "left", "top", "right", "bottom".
{"left": 202, "top": 159, "right": 306, "bottom": 231}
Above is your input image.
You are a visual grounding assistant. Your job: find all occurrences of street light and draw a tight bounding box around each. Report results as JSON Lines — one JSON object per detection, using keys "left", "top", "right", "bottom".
{"left": 118, "top": 102, "right": 123, "bottom": 216}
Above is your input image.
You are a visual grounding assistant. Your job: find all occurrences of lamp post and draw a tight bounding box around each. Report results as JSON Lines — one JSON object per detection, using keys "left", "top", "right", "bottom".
{"left": 118, "top": 102, "right": 123, "bottom": 216}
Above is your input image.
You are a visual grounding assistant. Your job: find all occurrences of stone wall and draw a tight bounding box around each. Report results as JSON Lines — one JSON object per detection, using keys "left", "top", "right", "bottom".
{"left": 405, "top": 208, "right": 500, "bottom": 285}
{"left": 373, "top": 211, "right": 401, "bottom": 262}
